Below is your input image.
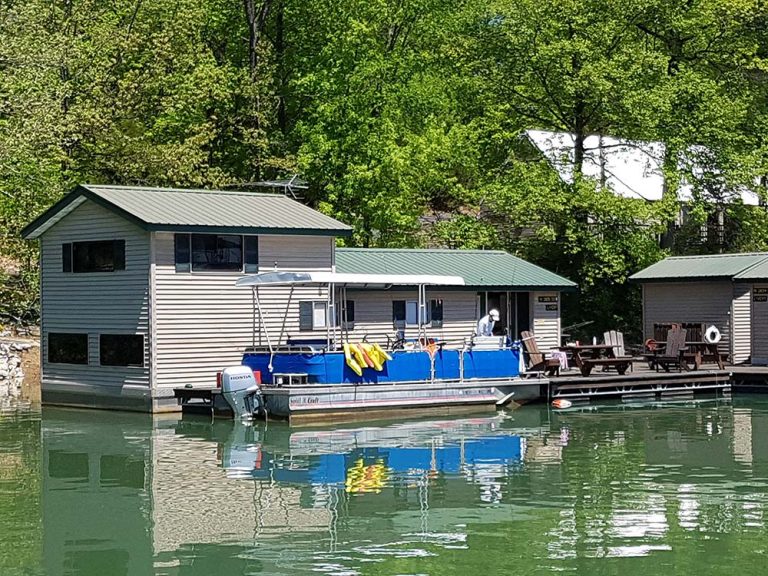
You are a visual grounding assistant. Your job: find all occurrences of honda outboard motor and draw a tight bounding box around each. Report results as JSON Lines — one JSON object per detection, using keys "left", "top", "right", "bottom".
{"left": 221, "top": 366, "right": 263, "bottom": 420}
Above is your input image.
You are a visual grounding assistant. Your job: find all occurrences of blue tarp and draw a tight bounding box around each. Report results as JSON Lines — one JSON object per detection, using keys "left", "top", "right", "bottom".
{"left": 242, "top": 347, "right": 520, "bottom": 384}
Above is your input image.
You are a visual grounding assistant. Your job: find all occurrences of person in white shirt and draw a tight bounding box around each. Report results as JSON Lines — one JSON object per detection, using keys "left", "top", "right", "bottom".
{"left": 476, "top": 309, "right": 500, "bottom": 336}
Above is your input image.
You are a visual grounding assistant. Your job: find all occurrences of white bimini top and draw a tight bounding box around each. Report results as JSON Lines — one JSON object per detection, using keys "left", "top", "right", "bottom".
{"left": 235, "top": 271, "right": 466, "bottom": 288}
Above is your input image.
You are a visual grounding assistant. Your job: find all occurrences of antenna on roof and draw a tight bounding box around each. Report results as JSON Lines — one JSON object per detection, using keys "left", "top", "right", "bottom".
{"left": 229, "top": 174, "right": 309, "bottom": 201}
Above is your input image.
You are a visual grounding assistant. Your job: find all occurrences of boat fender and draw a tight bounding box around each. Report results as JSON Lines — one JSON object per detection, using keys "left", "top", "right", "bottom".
{"left": 373, "top": 342, "right": 393, "bottom": 362}
{"left": 704, "top": 325, "right": 722, "bottom": 344}
{"left": 343, "top": 343, "right": 363, "bottom": 376}
{"left": 356, "top": 343, "right": 376, "bottom": 369}
{"left": 362, "top": 343, "right": 383, "bottom": 371}
{"left": 644, "top": 338, "right": 657, "bottom": 351}
{"left": 551, "top": 398, "right": 572, "bottom": 409}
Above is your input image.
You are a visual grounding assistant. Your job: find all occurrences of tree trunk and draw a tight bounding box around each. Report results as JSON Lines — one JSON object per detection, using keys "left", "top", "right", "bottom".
{"left": 244, "top": 0, "right": 271, "bottom": 79}
{"left": 276, "top": 0, "right": 286, "bottom": 134}
{"left": 660, "top": 145, "right": 677, "bottom": 249}
{"left": 243, "top": 0, "right": 272, "bottom": 180}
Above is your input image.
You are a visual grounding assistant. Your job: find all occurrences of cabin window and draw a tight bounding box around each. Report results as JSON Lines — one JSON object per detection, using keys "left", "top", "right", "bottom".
{"left": 99, "top": 334, "right": 144, "bottom": 367}
{"left": 393, "top": 300, "right": 428, "bottom": 327}
{"left": 192, "top": 234, "right": 242, "bottom": 271}
{"left": 336, "top": 300, "right": 355, "bottom": 329}
{"left": 174, "top": 234, "right": 191, "bottom": 272}
{"left": 405, "top": 301, "right": 419, "bottom": 325}
{"left": 430, "top": 299, "right": 444, "bottom": 328}
{"left": 244, "top": 236, "right": 259, "bottom": 273}
{"left": 299, "top": 301, "right": 328, "bottom": 331}
{"left": 174, "top": 234, "right": 258, "bottom": 272}
{"left": 48, "top": 333, "right": 88, "bottom": 364}
{"left": 62, "top": 240, "right": 125, "bottom": 273}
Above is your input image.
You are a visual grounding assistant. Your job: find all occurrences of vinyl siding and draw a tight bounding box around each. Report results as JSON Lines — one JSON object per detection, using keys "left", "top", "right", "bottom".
{"left": 40, "top": 200, "right": 151, "bottom": 394}
{"left": 642, "top": 282, "right": 733, "bottom": 351}
{"left": 732, "top": 283, "right": 751, "bottom": 364}
{"left": 152, "top": 232, "right": 334, "bottom": 388}
{"left": 751, "top": 284, "right": 768, "bottom": 364}
{"left": 259, "top": 235, "right": 334, "bottom": 271}
{"left": 531, "top": 292, "right": 560, "bottom": 352}
{"left": 343, "top": 290, "right": 478, "bottom": 347}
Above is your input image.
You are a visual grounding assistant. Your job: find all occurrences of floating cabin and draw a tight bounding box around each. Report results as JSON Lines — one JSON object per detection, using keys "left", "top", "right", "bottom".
{"left": 22, "top": 184, "right": 576, "bottom": 413}
{"left": 630, "top": 252, "right": 768, "bottom": 365}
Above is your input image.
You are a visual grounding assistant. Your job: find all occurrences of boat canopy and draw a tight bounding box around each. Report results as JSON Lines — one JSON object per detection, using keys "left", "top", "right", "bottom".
{"left": 237, "top": 271, "right": 465, "bottom": 359}
{"left": 235, "top": 271, "right": 466, "bottom": 288}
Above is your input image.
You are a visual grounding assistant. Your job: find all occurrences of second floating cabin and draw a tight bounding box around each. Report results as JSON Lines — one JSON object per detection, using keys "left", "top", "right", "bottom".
{"left": 631, "top": 252, "right": 768, "bottom": 365}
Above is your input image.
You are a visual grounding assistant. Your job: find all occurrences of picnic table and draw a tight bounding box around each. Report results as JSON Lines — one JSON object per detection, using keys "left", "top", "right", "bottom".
{"left": 559, "top": 344, "right": 632, "bottom": 377}
{"left": 647, "top": 341, "right": 725, "bottom": 370}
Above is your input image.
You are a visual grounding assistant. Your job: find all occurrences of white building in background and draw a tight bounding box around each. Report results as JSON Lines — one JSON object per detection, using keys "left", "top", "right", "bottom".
{"left": 525, "top": 129, "right": 761, "bottom": 205}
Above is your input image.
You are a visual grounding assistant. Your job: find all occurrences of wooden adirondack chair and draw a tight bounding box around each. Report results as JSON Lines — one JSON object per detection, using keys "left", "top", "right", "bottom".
{"left": 655, "top": 327, "right": 689, "bottom": 372}
{"left": 520, "top": 331, "right": 561, "bottom": 376}
{"left": 602, "top": 330, "right": 632, "bottom": 372}
{"left": 603, "top": 330, "right": 626, "bottom": 356}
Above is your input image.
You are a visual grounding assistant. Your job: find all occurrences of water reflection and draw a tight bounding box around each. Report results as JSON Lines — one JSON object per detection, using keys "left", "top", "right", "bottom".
{"left": 155, "top": 413, "right": 531, "bottom": 574}
{"left": 4, "top": 397, "right": 768, "bottom": 574}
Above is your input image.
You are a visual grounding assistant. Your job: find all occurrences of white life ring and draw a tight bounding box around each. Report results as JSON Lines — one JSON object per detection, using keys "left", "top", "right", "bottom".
{"left": 704, "top": 325, "right": 722, "bottom": 344}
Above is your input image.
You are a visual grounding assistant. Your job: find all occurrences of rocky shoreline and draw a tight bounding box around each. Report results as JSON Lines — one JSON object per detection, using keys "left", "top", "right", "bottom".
{"left": 0, "top": 337, "right": 40, "bottom": 408}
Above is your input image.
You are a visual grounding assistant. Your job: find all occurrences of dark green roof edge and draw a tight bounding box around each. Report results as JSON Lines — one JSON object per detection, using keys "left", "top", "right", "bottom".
{"left": 143, "top": 223, "right": 350, "bottom": 236}
{"left": 22, "top": 184, "right": 352, "bottom": 239}
{"left": 21, "top": 185, "right": 91, "bottom": 239}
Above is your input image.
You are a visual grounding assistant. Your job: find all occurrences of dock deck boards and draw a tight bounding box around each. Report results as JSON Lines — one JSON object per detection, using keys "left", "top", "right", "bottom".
{"left": 548, "top": 362, "right": 731, "bottom": 400}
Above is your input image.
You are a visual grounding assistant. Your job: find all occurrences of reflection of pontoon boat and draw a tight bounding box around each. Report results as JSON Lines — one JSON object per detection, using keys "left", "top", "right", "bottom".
{"left": 219, "top": 272, "right": 546, "bottom": 422}
{"left": 216, "top": 416, "right": 524, "bottom": 489}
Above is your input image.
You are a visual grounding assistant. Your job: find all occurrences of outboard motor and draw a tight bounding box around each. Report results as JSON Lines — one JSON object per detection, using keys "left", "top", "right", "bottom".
{"left": 221, "top": 366, "right": 263, "bottom": 420}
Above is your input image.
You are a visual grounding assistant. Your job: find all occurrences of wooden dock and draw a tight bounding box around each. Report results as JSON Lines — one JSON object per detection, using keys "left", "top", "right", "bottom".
{"left": 549, "top": 364, "right": 732, "bottom": 402}
{"left": 175, "top": 364, "right": 768, "bottom": 419}
{"left": 729, "top": 366, "right": 768, "bottom": 393}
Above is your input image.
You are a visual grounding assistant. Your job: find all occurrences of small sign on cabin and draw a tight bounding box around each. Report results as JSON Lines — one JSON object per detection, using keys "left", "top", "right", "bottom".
{"left": 754, "top": 287, "right": 768, "bottom": 295}
{"left": 545, "top": 304, "right": 558, "bottom": 311}
{"left": 754, "top": 295, "right": 768, "bottom": 302}
{"left": 537, "top": 296, "right": 558, "bottom": 303}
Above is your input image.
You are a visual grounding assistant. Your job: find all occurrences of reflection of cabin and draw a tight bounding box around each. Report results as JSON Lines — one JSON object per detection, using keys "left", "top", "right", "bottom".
{"left": 42, "top": 410, "right": 153, "bottom": 575}
{"left": 23, "top": 184, "right": 575, "bottom": 412}
{"left": 631, "top": 252, "right": 768, "bottom": 365}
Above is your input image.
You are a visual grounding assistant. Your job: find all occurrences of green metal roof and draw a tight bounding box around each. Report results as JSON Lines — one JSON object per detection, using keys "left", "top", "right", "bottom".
{"left": 630, "top": 252, "right": 768, "bottom": 282}
{"left": 335, "top": 248, "right": 577, "bottom": 290}
{"left": 734, "top": 258, "right": 768, "bottom": 281}
{"left": 22, "top": 184, "right": 352, "bottom": 239}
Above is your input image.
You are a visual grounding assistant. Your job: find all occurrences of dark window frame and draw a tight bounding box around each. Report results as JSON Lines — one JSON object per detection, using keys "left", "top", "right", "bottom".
{"left": 174, "top": 234, "right": 258, "bottom": 273}
{"left": 191, "top": 234, "right": 243, "bottom": 271}
{"left": 430, "top": 299, "right": 444, "bottom": 328}
{"left": 336, "top": 299, "right": 355, "bottom": 330}
{"left": 99, "top": 334, "right": 145, "bottom": 367}
{"left": 392, "top": 299, "right": 429, "bottom": 327}
{"left": 48, "top": 333, "right": 89, "bottom": 365}
{"left": 392, "top": 300, "right": 406, "bottom": 330}
{"left": 62, "top": 240, "right": 125, "bottom": 273}
{"left": 174, "top": 233, "right": 191, "bottom": 272}
{"left": 299, "top": 301, "right": 328, "bottom": 331}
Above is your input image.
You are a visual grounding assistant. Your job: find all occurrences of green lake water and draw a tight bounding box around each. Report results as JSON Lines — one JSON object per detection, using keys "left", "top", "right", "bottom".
{"left": 2, "top": 396, "right": 768, "bottom": 575}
